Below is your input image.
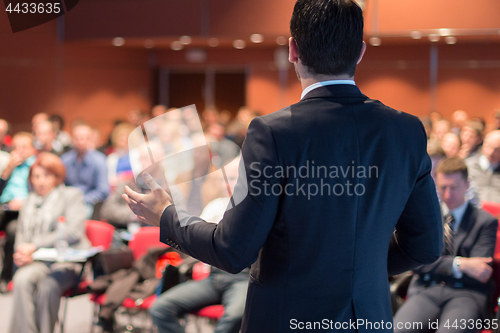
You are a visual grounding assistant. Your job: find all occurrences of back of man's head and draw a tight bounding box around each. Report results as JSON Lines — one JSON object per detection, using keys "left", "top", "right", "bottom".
{"left": 290, "top": 0, "right": 364, "bottom": 77}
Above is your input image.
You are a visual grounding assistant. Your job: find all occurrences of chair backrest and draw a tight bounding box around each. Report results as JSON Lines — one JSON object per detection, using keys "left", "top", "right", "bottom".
{"left": 482, "top": 201, "right": 500, "bottom": 219}
{"left": 128, "top": 226, "right": 168, "bottom": 260}
{"left": 192, "top": 262, "right": 211, "bottom": 280}
{"left": 490, "top": 258, "right": 500, "bottom": 309}
{"left": 495, "top": 231, "right": 500, "bottom": 260}
{"left": 85, "top": 220, "right": 115, "bottom": 250}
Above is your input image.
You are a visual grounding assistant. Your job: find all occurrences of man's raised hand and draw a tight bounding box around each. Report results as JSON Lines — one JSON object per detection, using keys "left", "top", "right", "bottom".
{"left": 122, "top": 172, "right": 173, "bottom": 227}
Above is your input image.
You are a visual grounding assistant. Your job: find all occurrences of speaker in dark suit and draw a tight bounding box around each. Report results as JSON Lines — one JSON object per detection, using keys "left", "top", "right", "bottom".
{"left": 394, "top": 157, "right": 498, "bottom": 333}
{"left": 124, "top": 1, "right": 443, "bottom": 332}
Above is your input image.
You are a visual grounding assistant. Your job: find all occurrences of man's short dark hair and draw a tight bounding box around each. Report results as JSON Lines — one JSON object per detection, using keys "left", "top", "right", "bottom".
{"left": 290, "top": 0, "right": 364, "bottom": 77}
{"left": 435, "top": 157, "right": 468, "bottom": 182}
{"left": 49, "top": 114, "right": 64, "bottom": 129}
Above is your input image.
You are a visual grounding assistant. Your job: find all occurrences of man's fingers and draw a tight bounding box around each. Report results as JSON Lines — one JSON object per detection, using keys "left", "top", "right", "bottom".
{"left": 137, "top": 216, "right": 148, "bottom": 224}
{"left": 122, "top": 194, "right": 144, "bottom": 217}
{"left": 122, "top": 193, "right": 136, "bottom": 206}
{"left": 143, "top": 172, "right": 161, "bottom": 190}
{"left": 124, "top": 185, "right": 142, "bottom": 203}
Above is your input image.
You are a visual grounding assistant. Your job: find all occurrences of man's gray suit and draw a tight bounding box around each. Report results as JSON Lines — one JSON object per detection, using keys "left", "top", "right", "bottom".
{"left": 394, "top": 203, "right": 498, "bottom": 332}
{"left": 466, "top": 155, "right": 500, "bottom": 204}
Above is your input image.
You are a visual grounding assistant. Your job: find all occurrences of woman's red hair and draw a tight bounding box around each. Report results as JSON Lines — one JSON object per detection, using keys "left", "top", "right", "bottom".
{"left": 29, "top": 152, "right": 66, "bottom": 186}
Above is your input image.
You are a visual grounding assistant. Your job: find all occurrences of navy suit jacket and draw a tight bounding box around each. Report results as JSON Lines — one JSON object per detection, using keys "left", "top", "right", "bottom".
{"left": 160, "top": 84, "right": 443, "bottom": 332}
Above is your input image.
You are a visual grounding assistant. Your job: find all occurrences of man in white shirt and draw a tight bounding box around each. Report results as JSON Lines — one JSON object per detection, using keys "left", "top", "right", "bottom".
{"left": 394, "top": 157, "right": 498, "bottom": 333}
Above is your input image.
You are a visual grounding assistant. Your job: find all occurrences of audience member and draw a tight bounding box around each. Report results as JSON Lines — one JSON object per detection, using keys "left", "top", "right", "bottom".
{"left": 473, "top": 117, "right": 487, "bottom": 134}
{"left": 219, "top": 110, "right": 232, "bottom": 126}
{"left": 49, "top": 114, "right": 72, "bottom": 149}
{"left": 429, "top": 111, "right": 443, "bottom": 126}
{"left": 466, "top": 130, "right": 500, "bottom": 203}
{"left": 201, "top": 108, "right": 220, "bottom": 128}
{"left": 421, "top": 117, "right": 433, "bottom": 140}
{"left": 0, "top": 132, "right": 37, "bottom": 208}
{"left": 9, "top": 152, "right": 90, "bottom": 333}
{"left": 0, "top": 150, "right": 10, "bottom": 176}
{"left": 226, "top": 107, "right": 256, "bottom": 147}
{"left": 152, "top": 104, "right": 167, "bottom": 118}
{"left": 106, "top": 123, "right": 139, "bottom": 189}
{"left": 495, "top": 111, "right": 500, "bottom": 131}
{"left": 206, "top": 123, "right": 239, "bottom": 167}
{"left": 394, "top": 157, "right": 497, "bottom": 333}
{"left": 451, "top": 110, "right": 469, "bottom": 135}
{"left": 441, "top": 132, "right": 461, "bottom": 158}
{"left": 34, "top": 121, "right": 68, "bottom": 156}
{"left": 458, "top": 120, "right": 483, "bottom": 160}
{"left": 0, "top": 132, "right": 37, "bottom": 290}
{"left": 31, "top": 113, "right": 49, "bottom": 132}
{"left": 89, "top": 126, "right": 104, "bottom": 153}
{"left": 149, "top": 157, "right": 249, "bottom": 333}
{"left": 0, "top": 119, "right": 11, "bottom": 152}
{"left": 427, "top": 140, "right": 446, "bottom": 181}
{"left": 431, "top": 119, "right": 452, "bottom": 143}
{"left": 61, "top": 124, "right": 109, "bottom": 218}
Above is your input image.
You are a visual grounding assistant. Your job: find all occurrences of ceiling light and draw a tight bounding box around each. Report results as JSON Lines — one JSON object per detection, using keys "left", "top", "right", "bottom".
{"left": 250, "top": 34, "right": 264, "bottom": 43}
{"left": 233, "top": 39, "right": 246, "bottom": 49}
{"left": 171, "top": 41, "right": 183, "bottom": 51}
{"left": 144, "top": 39, "right": 155, "bottom": 49}
{"left": 410, "top": 31, "right": 422, "bottom": 39}
{"left": 369, "top": 37, "right": 381, "bottom": 46}
{"left": 179, "top": 36, "right": 192, "bottom": 45}
{"left": 439, "top": 28, "right": 452, "bottom": 36}
{"left": 428, "top": 34, "right": 440, "bottom": 42}
{"left": 445, "top": 36, "right": 457, "bottom": 45}
{"left": 276, "top": 36, "right": 287, "bottom": 46}
{"left": 112, "top": 37, "right": 125, "bottom": 46}
{"left": 208, "top": 38, "right": 219, "bottom": 47}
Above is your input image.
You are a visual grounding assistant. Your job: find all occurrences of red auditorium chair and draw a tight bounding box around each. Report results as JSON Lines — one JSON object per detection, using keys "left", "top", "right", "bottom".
{"left": 190, "top": 262, "right": 225, "bottom": 332}
{"left": 89, "top": 226, "right": 168, "bottom": 332}
{"left": 59, "top": 220, "right": 115, "bottom": 333}
{"left": 482, "top": 201, "right": 500, "bottom": 219}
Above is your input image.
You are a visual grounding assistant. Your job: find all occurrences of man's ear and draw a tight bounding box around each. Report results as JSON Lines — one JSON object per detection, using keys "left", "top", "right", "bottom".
{"left": 289, "top": 37, "right": 299, "bottom": 64}
{"left": 357, "top": 41, "right": 367, "bottom": 65}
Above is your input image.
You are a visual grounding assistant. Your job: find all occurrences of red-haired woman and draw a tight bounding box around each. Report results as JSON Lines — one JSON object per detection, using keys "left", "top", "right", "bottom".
{"left": 9, "top": 152, "right": 90, "bottom": 333}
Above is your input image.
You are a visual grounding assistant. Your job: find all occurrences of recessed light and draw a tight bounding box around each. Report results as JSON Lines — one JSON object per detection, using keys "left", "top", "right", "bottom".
{"left": 171, "top": 41, "right": 183, "bottom": 51}
{"left": 428, "top": 34, "right": 440, "bottom": 42}
{"left": 369, "top": 37, "right": 381, "bottom": 46}
{"left": 208, "top": 38, "right": 219, "bottom": 47}
{"left": 179, "top": 36, "right": 192, "bottom": 45}
{"left": 439, "top": 28, "right": 452, "bottom": 36}
{"left": 250, "top": 34, "right": 264, "bottom": 43}
{"left": 276, "top": 36, "right": 287, "bottom": 46}
{"left": 233, "top": 39, "right": 246, "bottom": 49}
{"left": 144, "top": 39, "right": 155, "bottom": 49}
{"left": 445, "top": 36, "right": 457, "bottom": 45}
{"left": 112, "top": 37, "right": 125, "bottom": 46}
{"left": 410, "top": 31, "right": 422, "bottom": 39}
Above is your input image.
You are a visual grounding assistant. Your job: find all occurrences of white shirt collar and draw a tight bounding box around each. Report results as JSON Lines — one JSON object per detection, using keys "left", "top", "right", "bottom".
{"left": 300, "top": 80, "right": 356, "bottom": 100}
{"left": 479, "top": 154, "right": 500, "bottom": 171}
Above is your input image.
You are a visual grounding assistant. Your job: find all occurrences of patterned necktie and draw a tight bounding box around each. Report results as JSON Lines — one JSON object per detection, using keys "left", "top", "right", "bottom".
{"left": 443, "top": 213, "right": 455, "bottom": 255}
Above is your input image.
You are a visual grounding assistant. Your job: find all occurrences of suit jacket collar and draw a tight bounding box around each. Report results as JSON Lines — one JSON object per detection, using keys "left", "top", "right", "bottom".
{"left": 453, "top": 202, "right": 476, "bottom": 254}
{"left": 301, "top": 84, "right": 367, "bottom": 101}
